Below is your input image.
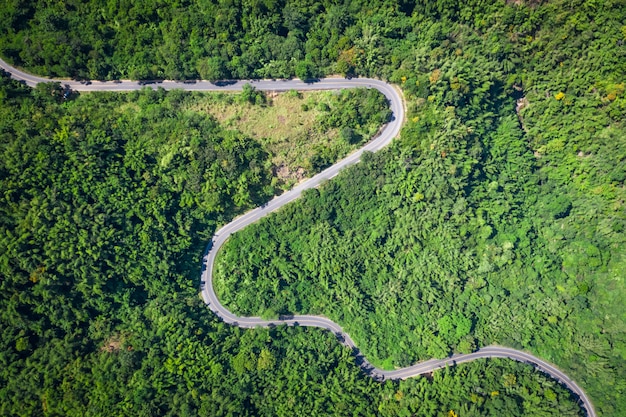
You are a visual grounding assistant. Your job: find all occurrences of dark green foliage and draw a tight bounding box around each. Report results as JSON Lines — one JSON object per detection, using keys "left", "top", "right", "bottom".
{"left": 295, "top": 60, "right": 317, "bottom": 81}
{"left": 240, "top": 83, "right": 267, "bottom": 106}
{"left": 0, "top": 74, "right": 582, "bottom": 417}
{"left": 320, "top": 88, "right": 391, "bottom": 132}
{"left": 2, "top": 0, "right": 625, "bottom": 415}
{"left": 213, "top": 1, "right": 626, "bottom": 414}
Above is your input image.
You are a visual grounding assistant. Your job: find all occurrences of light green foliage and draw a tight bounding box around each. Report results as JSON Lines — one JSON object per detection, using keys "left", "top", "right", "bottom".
{"left": 2, "top": 0, "right": 625, "bottom": 415}
{"left": 183, "top": 87, "right": 388, "bottom": 184}
{"left": 214, "top": 1, "right": 626, "bottom": 414}
{"left": 0, "top": 74, "right": 582, "bottom": 417}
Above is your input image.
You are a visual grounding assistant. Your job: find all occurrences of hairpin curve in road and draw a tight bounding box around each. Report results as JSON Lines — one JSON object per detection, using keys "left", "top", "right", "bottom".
{"left": 0, "top": 57, "right": 596, "bottom": 417}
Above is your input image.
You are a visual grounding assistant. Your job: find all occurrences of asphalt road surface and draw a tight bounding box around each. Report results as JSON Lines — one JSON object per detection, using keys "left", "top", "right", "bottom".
{"left": 0, "top": 57, "right": 596, "bottom": 417}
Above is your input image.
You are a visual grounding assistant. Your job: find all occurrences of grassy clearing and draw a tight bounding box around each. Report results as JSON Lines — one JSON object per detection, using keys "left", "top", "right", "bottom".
{"left": 183, "top": 88, "right": 388, "bottom": 188}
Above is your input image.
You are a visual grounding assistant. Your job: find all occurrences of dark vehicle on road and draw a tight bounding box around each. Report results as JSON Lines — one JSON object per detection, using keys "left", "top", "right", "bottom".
{"left": 138, "top": 80, "right": 163, "bottom": 85}
{"left": 212, "top": 80, "right": 237, "bottom": 87}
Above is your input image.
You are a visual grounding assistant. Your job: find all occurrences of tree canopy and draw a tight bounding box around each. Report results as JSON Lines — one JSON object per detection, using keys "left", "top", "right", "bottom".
{"left": 2, "top": 0, "right": 625, "bottom": 415}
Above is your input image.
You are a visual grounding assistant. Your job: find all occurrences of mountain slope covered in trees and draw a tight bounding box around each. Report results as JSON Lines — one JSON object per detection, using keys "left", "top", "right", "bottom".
{"left": 1, "top": 0, "right": 625, "bottom": 415}
{"left": 0, "top": 75, "right": 584, "bottom": 416}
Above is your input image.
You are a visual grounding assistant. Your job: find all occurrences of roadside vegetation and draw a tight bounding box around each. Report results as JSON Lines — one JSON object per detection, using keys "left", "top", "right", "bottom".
{"left": 186, "top": 87, "right": 390, "bottom": 187}
{"left": 1, "top": 0, "right": 625, "bottom": 415}
{"left": 0, "top": 74, "right": 581, "bottom": 416}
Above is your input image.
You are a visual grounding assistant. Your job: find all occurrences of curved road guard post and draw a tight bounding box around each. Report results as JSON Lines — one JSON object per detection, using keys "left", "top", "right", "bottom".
{"left": 0, "top": 57, "right": 596, "bottom": 417}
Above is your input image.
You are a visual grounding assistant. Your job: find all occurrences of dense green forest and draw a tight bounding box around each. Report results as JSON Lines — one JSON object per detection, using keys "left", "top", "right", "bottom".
{"left": 0, "top": 75, "right": 583, "bottom": 416}
{"left": 2, "top": 0, "right": 625, "bottom": 415}
{"left": 206, "top": 0, "right": 625, "bottom": 414}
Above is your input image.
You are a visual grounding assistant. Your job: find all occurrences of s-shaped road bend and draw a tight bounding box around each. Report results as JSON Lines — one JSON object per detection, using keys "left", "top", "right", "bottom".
{"left": 0, "top": 58, "right": 596, "bottom": 417}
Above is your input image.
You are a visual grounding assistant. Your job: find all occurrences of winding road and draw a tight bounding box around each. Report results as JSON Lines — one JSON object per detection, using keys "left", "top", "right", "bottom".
{"left": 0, "top": 57, "right": 596, "bottom": 417}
